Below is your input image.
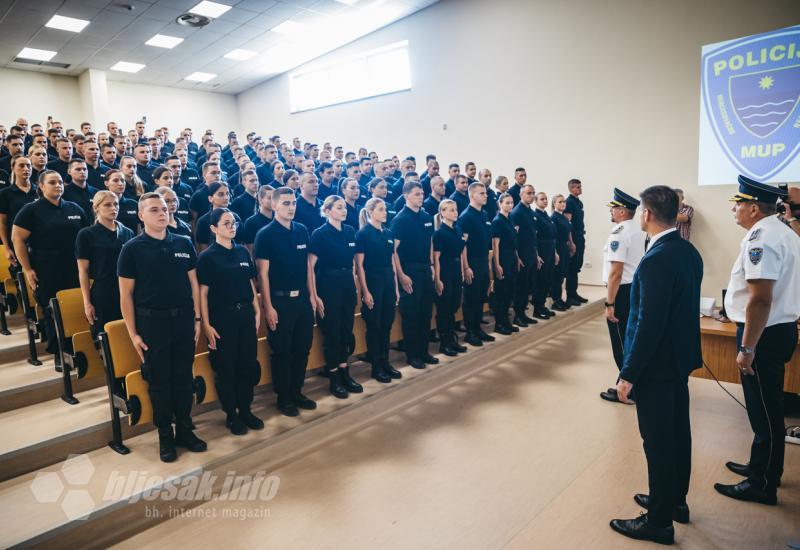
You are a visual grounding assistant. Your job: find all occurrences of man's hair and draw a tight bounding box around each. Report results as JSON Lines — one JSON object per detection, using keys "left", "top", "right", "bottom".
{"left": 402, "top": 181, "right": 422, "bottom": 195}
{"left": 319, "top": 161, "right": 333, "bottom": 172}
{"left": 448, "top": 163, "right": 459, "bottom": 170}
{"left": 515, "top": 167, "right": 526, "bottom": 173}
{"left": 753, "top": 200, "right": 778, "bottom": 216}
{"left": 138, "top": 192, "right": 164, "bottom": 210}
{"left": 468, "top": 182, "right": 486, "bottom": 196}
{"left": 567, "top": 178, "right": 581, "bottom": 187}
{"left": 68, "top": 158, "right": 87, "bottom": 169}
{"left": 202, "top": 161, "right": 219, "bottom": 174}
{"left": 639, "top": 185, "right": 679, "bottom": 226}
{"left": 272, "top": 186, "right": 295, "bottom": 202}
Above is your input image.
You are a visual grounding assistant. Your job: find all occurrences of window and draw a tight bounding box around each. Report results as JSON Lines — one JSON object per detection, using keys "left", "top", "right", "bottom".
{"left": 289, "top": 41, "right": 411, "bottom": 113}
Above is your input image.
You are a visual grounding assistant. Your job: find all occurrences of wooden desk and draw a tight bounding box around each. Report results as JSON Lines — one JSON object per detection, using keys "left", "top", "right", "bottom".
{"left": 693, "top": 317, "right": 800, "bottom": 393}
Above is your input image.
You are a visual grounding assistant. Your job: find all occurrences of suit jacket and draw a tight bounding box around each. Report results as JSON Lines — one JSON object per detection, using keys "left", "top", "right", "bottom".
{"left": 620, "top": 230, "right": 703, "bottom": 384}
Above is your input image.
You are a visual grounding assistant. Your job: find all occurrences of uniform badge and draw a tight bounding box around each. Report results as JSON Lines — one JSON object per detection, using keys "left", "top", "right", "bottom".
{"left": 610, "top": 241, "right": 620, "bottom": 252}
{"left": 612, "top": 226, "right": 623, "bottom": 234}
{"left": 748, "top": 247, "right": 763, "bottom": 265}
{"left": 748, "top": 228, "right": 761, "bottom": 241}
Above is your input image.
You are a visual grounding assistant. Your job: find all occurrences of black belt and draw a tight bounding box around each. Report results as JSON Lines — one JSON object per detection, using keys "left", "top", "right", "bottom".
{"left": 272, "top": 289, "right": 305, "bottom": 298}
{"left": 212, "top": 301, "right": 252, "bottom": 312}
{"left": 136, "top": 306, "right": 193, "bottom": 319}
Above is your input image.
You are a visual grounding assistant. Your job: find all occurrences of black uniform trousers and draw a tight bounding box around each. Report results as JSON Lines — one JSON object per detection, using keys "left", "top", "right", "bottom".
{"left": 493, "top": 264, "right": 517, "bottom": 327}
{"left": 89, "top": 280, "right": 122, "bottom": 338}
{"left": 32, "top": 251, "right": 79, "bottom": 355}
{"left": 435, "top": 261, "right": 462, "bottom": 343}
{"left": 550, "top": 245, "right": 569, "bottom": 302}
{"left": 361, "top": 268, "right": 396, "bottom": 366}
{"left": 208, "top": 302, "right": 259, "bottom": 416}
{"left": 514, "top": 258, "right": 536, "bottom": 316}
{"left": 607, "top": 283, "right": 632, "bottom": 371}
{"left": 267, "top": 292, "right": 314, "bottom": 402}
{"left": 566, "top": 237, "right": 585, "bottom": 298}
{"left": 463, "top": 264, "right": 489, "bottom": 333}
{"left": 137, "top": 309, "right": 195, "bottom": 431}
{"left": 317, "top": 269, "right": 357, "bottom": 366}
{"left": 533, "top": 243, "right": 555, "bottom": 311}
{"left": 635, "top": 376, "right": 691, "bottom": 528}
{"left": 398, "top": 264, "right": 433, "bottom": 360}
{"left": 736, "top": 322, "right": 797, "bottom": 492}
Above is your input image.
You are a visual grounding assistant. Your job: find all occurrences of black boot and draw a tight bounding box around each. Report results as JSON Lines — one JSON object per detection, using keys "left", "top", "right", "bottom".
{"left": 451, "top": 334, "right": 467, "bottom": 353}
{"left": 158, "top": 426, "right": 177, "bottom": 463}
{"left": 239, "top": 409, "right": 264, "bottom": 430}
{"left": 226, "top": 413, "right": 248, "bottom": 436}
{"left": 372, "top": 362, "right": 391, "bottom": 383}
{"left": 340, "top": 366, "right": 364, "bottom": 393}
{"left": 174, "top": 422, "right": 207, "bottom": 452}
{"left": 326, "top": 366, "right": 349, "bottom": 399}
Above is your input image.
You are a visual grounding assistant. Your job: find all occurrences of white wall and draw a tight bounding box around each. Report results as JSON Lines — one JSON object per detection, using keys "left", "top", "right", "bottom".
{"left": 0, "top": 68, "right": 83, "bottom": 129}
{"left": 237, "top": 0, "right": 797, "bottom": 297}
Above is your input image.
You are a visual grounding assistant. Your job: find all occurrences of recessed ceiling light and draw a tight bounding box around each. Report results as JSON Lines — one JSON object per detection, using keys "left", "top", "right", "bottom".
{"left": 334, "top": 0, "right": 359, "bottom": 4}
{"left": 185, "top": 71, "right": 216, "bottom": 82}
{"left": 272, "top": 20, "right": 305, "bottom": 34}
{"left": 45, "top": 14, "right": 90, "bottom": 33}
{"left": 110, "top": 61, "right": 145, "bottom": 73}
{"left": 224, "top": 48, "right": 256, "bottom": 60}
{"left": 189, "top": 1, "right": 232, "bottom": 18}
{"left": 145, "top": 34, "right": 184, "bottom": 49}
{"left": 17, "top": 47, "right": 57, "bottom": 61}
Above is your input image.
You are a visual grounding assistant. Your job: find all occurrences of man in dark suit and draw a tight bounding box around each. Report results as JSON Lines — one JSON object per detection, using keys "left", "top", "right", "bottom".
{"left": 610, "top": 185, "right": 703, "bottom": 546}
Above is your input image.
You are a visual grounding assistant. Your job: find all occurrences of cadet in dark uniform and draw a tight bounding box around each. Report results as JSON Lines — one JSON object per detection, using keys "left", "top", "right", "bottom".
{"left": 118, "top": 192, "right": 207, "bottom": 462}
{"left": 457, "top": 182, "right": 494, "bottom": 347}
{"left": 12, "top": 170, "right": 89, "bottom": 364}
{"left": 368, "top": 177, "right": 397, "bottom": 225}
{"left": 355, "top": 198, "right": 400, "bottom": 383}
{"left": 491, "top": 193, "right": 521, "bottom": 335}
{"left": 254, "top": 187, "right": 317, "bottom": 417}
{"left": 391, "top": 181, "right": 437, "bottom": 370}
{"left": 449, "top": 174, "right": 470, "bottom": 214}
{"left": 156, "top": 187, "right": 193, "bottom": 239}
{"left": 309, "top": 196, "right": 364, "bottom": 398}
{"left": 198, "top": 208, "right": 263, "bottom": 436}
{"left": 230, "top": 169, "right": 258, "bottom": 221}
{"left": 532, "top": 191, "right": 558, "bottom": 320}
{"left": 242, "top": 185, "right": 274, "bottom": 253}
{"left": 294, "top": 172, "right": 323, "bottom": 234}
{"left": 433, "top": 199, "right": 467, "bottom": 356}
{"left": 76, "top": 191, "right": 135, "bottom": 336}
{"left": 564, "top": 178, "right": 588, "bottom": 305}
{"left": 195, "top": 182, "right": 242, "bottom": 251}
{"left": 510, "top": 184, "right": 539, "bottom": 327}
{"left": 478, "top": 169, "right": 499, "bottom": 221}
{"left": 153, "top": 166, "right": 191, "bottom": 224}
{"left": 550, "top": 194, "right": 574, "bottom": 311}
{"left": 0, "top": 155, "right": 36, "bottom": 268}
{"left": 341, "top": 178, "right": 362, "bottom": 230}
{"left": 102, "top": 169, "right": 140, "bottom": 233}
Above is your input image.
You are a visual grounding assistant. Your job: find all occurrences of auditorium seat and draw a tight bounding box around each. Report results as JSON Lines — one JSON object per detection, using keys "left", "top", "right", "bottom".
{"left": 14, "top": 271, "right": 43, "bottom": 366}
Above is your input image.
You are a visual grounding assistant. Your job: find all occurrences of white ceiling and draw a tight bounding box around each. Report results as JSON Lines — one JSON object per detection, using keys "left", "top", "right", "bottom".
{"left": 0, "top": 0, "right": 437, "bottom": 94}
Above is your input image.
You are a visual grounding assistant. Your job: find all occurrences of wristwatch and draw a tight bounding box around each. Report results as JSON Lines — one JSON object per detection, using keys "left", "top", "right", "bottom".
{"left": 738, "top": 345, "right": 755, "bottom": 355}
{"left": 604, "top": 301, "right": 615, "bottom": 307}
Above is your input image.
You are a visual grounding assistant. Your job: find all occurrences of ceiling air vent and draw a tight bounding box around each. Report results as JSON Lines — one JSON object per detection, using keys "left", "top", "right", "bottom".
{"left": 176, "top": 13, "right": 212, "bottom": 27}
{"left": 13, "top": 58, "right": 70, "bottom": 69}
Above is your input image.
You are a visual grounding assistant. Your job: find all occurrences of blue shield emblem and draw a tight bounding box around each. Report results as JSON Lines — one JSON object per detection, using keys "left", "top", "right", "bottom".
{"left": 748, "top": 247, "right": 764, "bottom": 265}
{"left": 610, "top": 241, "right": 620, "bottom": 252}
{"left": 702, "top": 25, "right": 800, "bottom": 180}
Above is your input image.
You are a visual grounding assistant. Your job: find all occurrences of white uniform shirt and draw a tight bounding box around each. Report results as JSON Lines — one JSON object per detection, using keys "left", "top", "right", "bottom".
{"left": 724, "top": 214, "right": 800, "bottom": 326}
{"left": 602, "top": 218, "right": 646, "bottom": 284}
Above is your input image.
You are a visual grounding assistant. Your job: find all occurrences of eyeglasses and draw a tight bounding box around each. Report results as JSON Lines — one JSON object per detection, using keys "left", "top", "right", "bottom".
{"left": 220, "top": 221, "right": 240, "bottom": 229}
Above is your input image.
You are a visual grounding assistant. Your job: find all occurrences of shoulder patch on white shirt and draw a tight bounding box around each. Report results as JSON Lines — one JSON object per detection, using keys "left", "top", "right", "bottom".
{"left": 612, "top": 225, "right": 623, "bottom": 235}
{"left": 610, "top": 241, "right": 620, "bottom": 252}
{"left": 748, "top": 247, "right": 763, "bottom": 265}
{"left": 748, "top": 228, "right": 761, "bottom": 241}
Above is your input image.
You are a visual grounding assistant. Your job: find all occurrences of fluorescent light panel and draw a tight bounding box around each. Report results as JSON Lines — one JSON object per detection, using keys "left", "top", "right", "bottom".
{"left": 224, "top": 48, "right": 256, "bottom": 60}
{"left": 185, "top": 71, "right": 216, "bottom": 82}
{"left": 45, "top": 14, "right": 90, "bottom": 33}
{"left": 110, "top": 61, "right": 145, "bottom": 73}
{"left": 334, "top": 0, "right": 360, "bottom": 4}
{"left": 272, "top": 20, "right": 305, "bottom": 34}
{"left": 17, "top": 47, "right": 57, "bottom": 61}
{"left": 145, "top": 34, "right": 184, "bottom": 49}
{"left": 189, "top": 1, "right": 232, "bottom": 18}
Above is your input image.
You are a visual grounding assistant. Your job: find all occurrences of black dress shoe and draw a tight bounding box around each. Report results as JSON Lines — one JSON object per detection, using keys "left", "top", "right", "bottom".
{"left": 239, "top": 410, "right": 264, "bottom": 430}
{"left": 226, "top": 415, "right": 249, "bottom": 436}
{"left": 533, "top": 310, "right": 551, "bottom": 320}
{"left": 371, "top": 367, "right": 392, "bottom": 383}
{"left": 495, "top": 324, "right": 512, "bottom": 335}
{"left": 550, "top": 301, "right": 568, "bottom": 312}
{"left": 574, "top": 293, "right": 589, "bottom": 303}
{"left": 465, "top": 332, "right": 483, "bottom": 347}
{"left": 422, "top": 353, "right": 439, "bottom": 365}
{"left": 384, "top": 363, "right": 402, "bottom": 379}
{"left": 567, "top": 297, "right": 583, "bottom": 307}
{"left": 452, "top": 341, "right": 467, "bottom": 353}
{"left": 277, "top": 400, "right": 299, "bottom": 417}
{"left": 478, "top": 329, "right": 495, "bottom": 342}
{"left": 519, "top": 313, "right": 537, "bottom": 324}
{"left": 439, "top": 345, "right": 458, "bottom": 357}
{"left": 714, "top": 479, "right": 777, "bottom": 505}
{"left": 158, "top": 428, "right": 177, "bottom": 463}
{"left": 327, "top": 368, "right": 349, "bottom": 399}
{"left": 340, "top": 366, "right": 364, "bottom": 393}
{"left": 510, "top": 324, "right": 519, "bottom": 332}
{"left": 174, "top": 428, "right": 208, "bottom": 452}
{"left": 725, "top": 461, "right": 750, "bottom": 477}
{"left": 293, "top": 393, "right": 317, "bottom": 410}
{"left": 512, "top": 316, "right": 528, "bottom": 328}
{"left": 543, "top": 307, "right": 556, "bottom": 316}
{"left": 408, "top": 358, "right": 426, "bottom": 369}
{"left": 634, "top": 494, "right": 690, "bottom": 524}
{"left": 600, "top": 389, "right": 621, "bottom": 403}
{"left": 610, "top": 514, "right": 674, "bottom": 545}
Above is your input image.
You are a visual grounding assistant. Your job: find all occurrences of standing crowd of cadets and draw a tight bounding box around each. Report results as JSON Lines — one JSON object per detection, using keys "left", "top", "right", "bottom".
{"left": 0, "top": 118, "right": 589, "bottom": 462}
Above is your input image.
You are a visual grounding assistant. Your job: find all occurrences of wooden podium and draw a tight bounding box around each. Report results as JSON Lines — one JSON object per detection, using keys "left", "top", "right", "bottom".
{"left": 694, "top": 317, "right": 800, "bottom": 393}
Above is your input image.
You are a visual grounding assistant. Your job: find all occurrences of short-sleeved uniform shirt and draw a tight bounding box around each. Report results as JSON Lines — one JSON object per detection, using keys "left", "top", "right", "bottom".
{"left": 13, "top": 198, "right": 89, "bottom": 260}
{"left": 344, "top": 202, "right": 360, "bottom": 231}
{"left": 294, "top": 196, "right": 324, "bottom": 235}
{"left": 433, "top": 222, "right": 465, "bottom": 275}
{"left": 168, "top": 218, "right": 193, "bottom": 238}
{"left": 117, "top": 231, "right": 197, "bottom": 309}
{"left": 310, "top": 222, "right": 356, "bottom": 271}
{"left": 510, "top": 201, "right": 538, "bottom": 264}
{"left": 564, "top": 194, "right": 585, "bottom": 241}
{"left": 355, "top": 224, "right": 395, "bottom": 274}
{"left": 724, "top": 214, "right": 800, "bottom": 325}
{"left": 390, "top": 206, "right": 434, "bottom": 266}
{"left": 62, "top": 183, "right": 99, "bottom": 222}
{"left": 492, "top": 213, "right": 519, "bottom": 271}
{"left": 197, "top": 242, "right": 256, "bottom": 310}
{"left": 457, "top": 205, "right": 492, "bottom": 270}
{"left": 230, "top": 192, "right": 257, "bottom": 222}
{"left": 0, "top": 183, "right": 37, "bottom": 237}
{"left": 195, "top": 210, "right": 242, "bottom": 246}
{"left": 602, "top": 218, "right": 646, "bottom": 284}
{"left": 242, "top": 212, "right": 273, "bottom": 245}
{"left": 551, "top": 210, "right": 572, "bottom": 253}
{"left": 75, "top": 222, "right": 135, "bottom": 288}
{"left": 533, "top": 208, "right": 556, "bottom": 252}
{"left": 117, "top": 197, "right": 141, "bottom": 234}
{"left": 253, "top": 220, "right": 310, "bottom": 292}
{"left": 450, "top": 190, "right": 469, "bottom": 214}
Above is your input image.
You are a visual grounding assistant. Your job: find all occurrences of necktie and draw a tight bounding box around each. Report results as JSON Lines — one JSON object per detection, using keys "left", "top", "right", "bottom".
{"left": 644, "top": 236, "right": 651, "bottom": 251}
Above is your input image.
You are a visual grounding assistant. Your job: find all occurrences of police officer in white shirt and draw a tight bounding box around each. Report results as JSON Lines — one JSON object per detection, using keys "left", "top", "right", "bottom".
{"left": 600, "top": 188, "right": 647, "bottom": 404}
{"left": 714, "top": 175, "right": 800, "bottom": 506}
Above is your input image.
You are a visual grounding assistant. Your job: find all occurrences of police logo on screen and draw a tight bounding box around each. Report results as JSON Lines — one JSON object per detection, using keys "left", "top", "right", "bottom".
{"left": 702, "top": 25, "right": 800, "bottom": 180}
{"left": 748, "top": 247, "right": 764, "bottom": 265}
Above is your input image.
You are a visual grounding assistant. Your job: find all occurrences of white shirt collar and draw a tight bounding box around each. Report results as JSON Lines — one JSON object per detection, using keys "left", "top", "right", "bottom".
{"left": 648, "top": 227, "right": 677, "bottom": 249}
